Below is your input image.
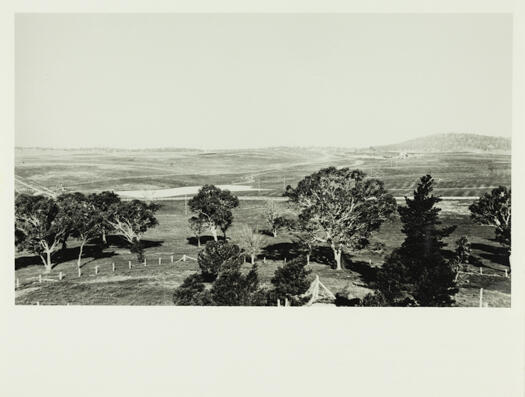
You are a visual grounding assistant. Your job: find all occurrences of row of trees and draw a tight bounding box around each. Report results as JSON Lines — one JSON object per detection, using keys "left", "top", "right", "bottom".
{"left": 185, "top": 170, "right": 511, "bottom": 276}
{"left": 15, "top": 192, "right": 159, "bottom": 272}
{"left": 185, "top": 169, "right": 398, "bottom": 271}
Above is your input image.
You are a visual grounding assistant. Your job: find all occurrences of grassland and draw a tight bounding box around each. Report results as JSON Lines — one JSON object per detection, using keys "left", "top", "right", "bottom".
{"left": 15, "top": 147, "right": 511, "bottom": 198}
{"left": 15, "top": 199, "right": 511, "bottom": 307}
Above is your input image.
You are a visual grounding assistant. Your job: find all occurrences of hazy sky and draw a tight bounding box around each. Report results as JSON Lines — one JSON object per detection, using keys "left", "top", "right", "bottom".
{"left": 15, "top": 13, "right": 512, "bottom": 149}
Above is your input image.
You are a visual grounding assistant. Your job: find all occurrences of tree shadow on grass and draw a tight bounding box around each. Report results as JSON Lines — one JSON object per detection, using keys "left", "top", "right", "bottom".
{"left": 15, "top": 254, "right": 41, "bottom": 270}
{"left": 261, "top": 242, "right": 302, "bottom": 261}
{"left": 186, "top": 235, "right": 225, "bottom": 247}
{"left": 15, "top": 244, "right": 120, "bottom": 270}
{"left": 471, "top": 242, "right": 510, "bottom": 267}
{"left": 103, "top": 235, "right": 163, "bottom": 250}
{"left": 341, "top": 254, "right": 378, "bottom": 286}
{"left": 54, "top": 245, "right": 119, "bottom": 266}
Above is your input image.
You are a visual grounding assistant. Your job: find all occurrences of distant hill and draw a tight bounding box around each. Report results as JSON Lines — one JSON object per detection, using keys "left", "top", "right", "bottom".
{"left": 371, "top": 133, "right": 511, "bottom": 153}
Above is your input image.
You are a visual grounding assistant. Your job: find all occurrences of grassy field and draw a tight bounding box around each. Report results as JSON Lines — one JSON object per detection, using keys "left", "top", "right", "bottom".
{"left": 15, "top": 199, "right": 511, "bottom": 307}
{"left": 15, "top": 147, "right": 511, "bottom": 198}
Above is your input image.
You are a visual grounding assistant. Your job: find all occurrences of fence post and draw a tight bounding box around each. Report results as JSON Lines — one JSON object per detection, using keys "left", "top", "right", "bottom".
{"left": 277, "top": 299, "right": 280, "bottom": 307}
{"left": 39, "top": 274, "right": 42, "bottom": 283}
{"left": 263, "top": 257, "right": 266, "bottom": 264}
{"left": 170, "top": 255, "right": 174, "bottom": 263}
{"left": 59, "top": 272, "right": 63, "bottom": 281}
{"left": 144, "top": 258, "right": 147, "bottom": 267}
{"left": 128, "top": 261, "right": 132, "bottom": 269}
{"left": 369, "top": 259, "right": 372, "bottom": 265}
{"left": 480, "top": 267, "right": 483, "bottom": 275}
{"left": 479, "top": 288, "right": 483, "bottom": 308}
{"left": 285, "top": 298, "right": 290, "bottom": 307}
{"left": 78, "top": 268, "right": 82, "bottom": 277}
{"left": 284, "top": 258, "right": 287, "bottom": 264}
{"left": 505, "top": 269, "right": 508, "bottom": 278}
{"left": 159, "top": 257, "right": 162, "bottom": 265}
{"left": 112, "top": 262, "right": 115, "bottom": 272}
{"left": 95, "top": 266, "right": 99, "bottom": 275}
{"left": 182, "top": 254, "right": 186, "bottom": 262}
{"left": 16, "top": 278, "right": 20, "bottom": 289}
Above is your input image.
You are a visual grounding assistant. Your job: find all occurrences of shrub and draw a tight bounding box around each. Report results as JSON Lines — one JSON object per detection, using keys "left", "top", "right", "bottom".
{"left": 173, "top": 274, "right": 214, "bottom": 306}
{"left": 210, "top": 264, "right": 261, "bottom": 306}
{"left": 269, "top": 256, "right": 311, "bottom": 305}
{"left": 237, "top": 225, "right": 265, "bottom": 264}
{"left": 197, "top": 241, "right": 242, "bottom": 282}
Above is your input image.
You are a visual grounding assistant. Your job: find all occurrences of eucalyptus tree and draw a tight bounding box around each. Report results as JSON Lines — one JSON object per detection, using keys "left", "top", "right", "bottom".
{"left": 285, "top": 167, "right": 396, "bottom": 270}
{"left": 188, "top": 185, "right": 239, "bottom": 241}
{"left": 15, "top": 194, "right": 67, "bottom": 272}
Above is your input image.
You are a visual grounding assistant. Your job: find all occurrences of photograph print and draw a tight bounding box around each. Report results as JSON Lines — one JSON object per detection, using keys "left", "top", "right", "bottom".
{"left": 14, "top": 13, "right": 512, "bottom": 307}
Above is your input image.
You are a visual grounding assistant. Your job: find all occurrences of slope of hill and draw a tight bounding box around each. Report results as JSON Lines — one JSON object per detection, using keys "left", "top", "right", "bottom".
{"left": 372, "top": 133, "right": 511, "bottom": 153}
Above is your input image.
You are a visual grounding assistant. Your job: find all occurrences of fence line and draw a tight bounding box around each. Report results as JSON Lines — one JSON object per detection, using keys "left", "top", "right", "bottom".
{"left": 456, "top": 268, "right": 509, "bottom": 279}
{"left": 15, "top": 253, "right": 198, "bottom": 290}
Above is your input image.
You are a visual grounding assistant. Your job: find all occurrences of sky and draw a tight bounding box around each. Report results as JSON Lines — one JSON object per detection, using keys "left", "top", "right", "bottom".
{"left": 15, "top": 13, "right": 512, "bottom": 149}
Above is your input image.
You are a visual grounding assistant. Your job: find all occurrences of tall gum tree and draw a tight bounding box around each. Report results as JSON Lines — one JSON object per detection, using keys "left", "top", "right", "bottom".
{"left": 286, "top": 168, "right": 396, "bottom": 270}
{"left": 15, "top": 194, "right": 67, "bottom": 273}
{"left": 188, "top": 185, "right": 239, "bottom": 241}
{"left": 107, "top": 200, "right": 159, "bottom": 259}
{"left": 58, "top": 192, "right": 99, "bottom": 268}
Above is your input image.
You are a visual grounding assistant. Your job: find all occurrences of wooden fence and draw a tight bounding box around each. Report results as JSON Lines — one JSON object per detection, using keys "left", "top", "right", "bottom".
{"left": 15, "top": 253, "right": 198, "bottom": 291}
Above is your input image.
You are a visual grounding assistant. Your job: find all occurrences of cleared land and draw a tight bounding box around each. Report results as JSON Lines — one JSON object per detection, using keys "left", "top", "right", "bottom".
{"left": 14, "top": 148, "right": 511, "bottom": 306}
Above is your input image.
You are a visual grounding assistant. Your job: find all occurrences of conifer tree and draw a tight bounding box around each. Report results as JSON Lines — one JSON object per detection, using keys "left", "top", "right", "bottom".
{"left": 376, "top": 175, "right": 458, "bottom": 306}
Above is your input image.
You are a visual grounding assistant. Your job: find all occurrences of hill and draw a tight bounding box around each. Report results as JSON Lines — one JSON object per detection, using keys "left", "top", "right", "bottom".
{"left": 372, "top": 133, "right": 511, "bottom": 153}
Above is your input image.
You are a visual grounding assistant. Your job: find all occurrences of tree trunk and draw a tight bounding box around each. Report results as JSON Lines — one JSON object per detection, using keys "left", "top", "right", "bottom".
{"left": 77, "top": 239, "right": 85, "bottom": 268}
{"left": 306, "top": 253, "right": 310, "bottom": 265}
{"left": 211, "top": 228, "right": 218, "bottom": 242}
{"left": 44, "top": 250, "right": 52, "bottom": 273}
{"left": 333, "top": 247, "right": 342, "bottom": 270}
{"left": 251, "top": 254, "right": 255, "bottom": 265}
{"left": 197, "top": 235, "right": 201, "bottom": 248}
{"left": 61, "top": 232, "right": 69, "bottom": 250}
{"left": 272, "top": 230, "right": 277, "bottom": 238}
{"left": 102, "top": 228, "right": 107, "bottom": 244}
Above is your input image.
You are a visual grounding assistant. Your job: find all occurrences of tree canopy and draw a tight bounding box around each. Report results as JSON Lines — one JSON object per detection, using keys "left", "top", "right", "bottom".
{"left": 57, "top": 192, "right": 100, "bottom": 267}
{"left": 197, "top": 240, "right": 243, "bottom": 282}
{"left": 87, "top": 191, "right": 122, "bottom": 244}
{"left": 188, "top": 185, "right": 239, "bottom": 241}
{"left": 15, "top": 194, "right": 67, "bottom": 272}
{"left": 285, "top": 167, "right": 396, "bottom": 270}
{"left": 107, "top": 199, "right": 159, "bottom": 260}
{"left": 469, "top": 186, "right": 511, "bottom": 252}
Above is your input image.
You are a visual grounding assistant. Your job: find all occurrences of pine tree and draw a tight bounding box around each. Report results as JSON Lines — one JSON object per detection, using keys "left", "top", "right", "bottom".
{"left": 376, "top": 175, "right": 458, "bottom": 306}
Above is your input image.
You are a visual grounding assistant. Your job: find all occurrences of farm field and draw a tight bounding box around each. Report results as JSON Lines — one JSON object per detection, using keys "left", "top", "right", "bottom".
{"left": 15, "top": 147, "right": 511, "bottom": 198}
{"left": 15, "top": 199, "right": 511, "bottom": 307}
